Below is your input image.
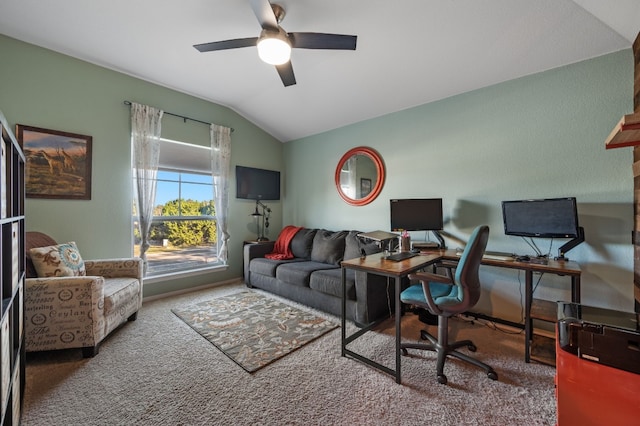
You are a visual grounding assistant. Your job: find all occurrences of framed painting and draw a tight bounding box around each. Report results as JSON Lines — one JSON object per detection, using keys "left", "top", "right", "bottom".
{"left": 16, "top": 124, "right": 92, "bottom": 200}
{"left": 360, "top": 178, "right": 372, "bottom": 197}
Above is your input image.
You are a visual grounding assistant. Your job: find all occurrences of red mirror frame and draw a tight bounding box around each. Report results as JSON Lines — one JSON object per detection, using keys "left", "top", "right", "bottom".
{"left": 334, "top": 146, "right": 385, "bottom": 206}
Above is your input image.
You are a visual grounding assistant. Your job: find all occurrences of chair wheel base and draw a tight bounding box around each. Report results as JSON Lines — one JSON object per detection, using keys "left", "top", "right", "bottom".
{"left": 467, "top": 343, "right": 477, "bottom": 352}
{"left": 437, "top": 374, "right": 448, "bottom": 385}
{"left": 487, "top": 370, "right": 498, "bottom": 381}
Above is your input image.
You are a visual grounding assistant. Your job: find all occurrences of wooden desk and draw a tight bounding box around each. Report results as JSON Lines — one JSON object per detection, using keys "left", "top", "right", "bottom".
{"left": 341, "top": 252, "right": 442, "bottom": 384}
{"left": 341, "top": 250, "right": 582, "bottom": 382}
{"left": 441, "top": 250, "right": 581, "bottom": 363}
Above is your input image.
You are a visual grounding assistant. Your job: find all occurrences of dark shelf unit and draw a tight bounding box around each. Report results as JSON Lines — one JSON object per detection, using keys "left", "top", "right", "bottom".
{"left": 0, "top": 110, "right": 25, "bottom": 426}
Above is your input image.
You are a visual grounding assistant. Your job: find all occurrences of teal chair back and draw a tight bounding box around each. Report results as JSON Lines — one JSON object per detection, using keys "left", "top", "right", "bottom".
{"left": 453, "top": 225, "right": 490, "bottom": 311}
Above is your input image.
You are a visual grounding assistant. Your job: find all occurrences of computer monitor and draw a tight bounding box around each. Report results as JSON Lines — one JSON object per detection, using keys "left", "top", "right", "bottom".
{"left": 502, "top": 197, "right": 584, "bottom": 259}
{"left": 390, "top": 198, "right": 443, "bottom": 231}
{"left": 501, "top": 197, "right": 579, "bottom": 238}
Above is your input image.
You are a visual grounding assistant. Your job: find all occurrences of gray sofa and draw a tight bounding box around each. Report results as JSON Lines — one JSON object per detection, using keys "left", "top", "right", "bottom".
{"left": 243, "top": 228, "right": 393, "bottom": 326}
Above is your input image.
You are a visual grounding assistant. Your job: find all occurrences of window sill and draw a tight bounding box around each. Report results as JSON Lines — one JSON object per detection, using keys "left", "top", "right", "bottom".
{"left": 143, "top": 263, "right": 228, "bottom": 284}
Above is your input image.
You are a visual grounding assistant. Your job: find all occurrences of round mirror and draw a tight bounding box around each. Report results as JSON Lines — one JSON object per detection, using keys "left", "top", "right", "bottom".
{"left": 335, "top": 146, "right": 385, "bottom": 206}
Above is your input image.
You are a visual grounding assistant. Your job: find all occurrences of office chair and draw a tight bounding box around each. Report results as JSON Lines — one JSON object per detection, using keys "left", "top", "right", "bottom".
{"left": 401, "top": 225, "right": 498, "bottom": 385}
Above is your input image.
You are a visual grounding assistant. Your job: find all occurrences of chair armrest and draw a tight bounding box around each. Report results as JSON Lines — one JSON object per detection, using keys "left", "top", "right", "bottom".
{"left": 25, "top": 276, "right": 105, "bottom": 301}
{"left": 436, "top": 260, "right": 459, "bottom": 270}
{"left": 25, "top": 276, "right": 107, "bottom": 347}
{"left": 84, "top": 258, "right": 143, "bottom": 280}
{"left": 408, "top": 271, "right": 454, "bottom": 285}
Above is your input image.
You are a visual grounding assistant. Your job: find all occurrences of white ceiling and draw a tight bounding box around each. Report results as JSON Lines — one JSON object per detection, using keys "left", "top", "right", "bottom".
{"left": 0, "top": 0, "right": 638, "bottom": 142}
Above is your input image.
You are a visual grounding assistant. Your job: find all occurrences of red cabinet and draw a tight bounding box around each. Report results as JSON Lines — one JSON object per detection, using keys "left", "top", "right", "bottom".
{"left": 555, "top": 303, "right": 640, "bottom": 425}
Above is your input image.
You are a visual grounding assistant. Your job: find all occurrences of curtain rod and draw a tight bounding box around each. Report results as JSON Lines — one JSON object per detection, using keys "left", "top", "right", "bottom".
{"left": 123, "top": 100, "right": 234, "bottom": 132}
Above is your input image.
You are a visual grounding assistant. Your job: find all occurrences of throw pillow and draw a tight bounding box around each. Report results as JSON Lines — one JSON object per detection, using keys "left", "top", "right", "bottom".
{"left": 311, "top": 230, "right": 347, "bottom": 265}
{"left": 29, "top": 242, "right": 86, "bottom": 277}
{"left": 290, "top": 228, "right": 317, "bottom": 259}
{"left": 344, "top": 230, "right": 381, "bottom": 260}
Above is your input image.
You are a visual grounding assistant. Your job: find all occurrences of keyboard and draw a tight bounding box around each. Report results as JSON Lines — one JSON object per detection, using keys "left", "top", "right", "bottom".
{"left": 482, "top": 254, "right": 515, "bottom": 261}
{"left": 454, "top": 251, "right": 515, "bottom": 262}
{"left": 385, "top": 252, "right": 418, "bottom": 262}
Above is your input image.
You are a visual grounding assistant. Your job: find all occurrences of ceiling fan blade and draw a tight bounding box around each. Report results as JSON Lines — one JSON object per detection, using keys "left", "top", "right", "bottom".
{"left": 289, "top": 33, "right": 357, "bottom": 50}
{"left": 194, "top": 37, "right": 258, "bottom": 52}
{"left": 276, "top": 62, "right": 296, "bottom": 87}
{"left": 249, "top": 0, "right": 279, "bottom": 31}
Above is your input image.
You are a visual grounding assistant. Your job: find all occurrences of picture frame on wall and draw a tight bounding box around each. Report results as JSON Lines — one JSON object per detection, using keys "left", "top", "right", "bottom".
{"left": 16, "top": 124, "right": 92, "bottom": 200}
{"left": 360, "top": 178, "right": 372, "bottom": 197}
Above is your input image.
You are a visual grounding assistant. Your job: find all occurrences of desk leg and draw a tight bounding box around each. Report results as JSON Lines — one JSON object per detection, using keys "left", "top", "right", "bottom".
{"left": 524, "top": 270, "right": 533, "bottom": 363}
{"left": 341, "top": 266, "right": 346, "bottom": 357}
{"left": 395, "top": 276, "right": 402, "bottom": 384}
{"left": 572, "top": 275, "right": 581, "bottom": 303}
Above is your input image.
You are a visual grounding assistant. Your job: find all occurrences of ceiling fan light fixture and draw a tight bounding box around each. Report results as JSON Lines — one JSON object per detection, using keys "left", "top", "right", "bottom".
{"left": 257, "top": 28, "right": 291, "bottom": 65}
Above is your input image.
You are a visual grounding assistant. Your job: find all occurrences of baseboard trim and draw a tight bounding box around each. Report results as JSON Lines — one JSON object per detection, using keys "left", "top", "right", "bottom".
{"left": 143, "top": 277, "right": 244, "bottom": 302}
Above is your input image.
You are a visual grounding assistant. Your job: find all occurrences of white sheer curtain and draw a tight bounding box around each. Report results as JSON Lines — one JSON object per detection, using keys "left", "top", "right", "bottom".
{"left": 211, "top": 124, "right": 232, "bottom": 264}
{"left": 131, "top": 103, "right": 163, "bottom": 270}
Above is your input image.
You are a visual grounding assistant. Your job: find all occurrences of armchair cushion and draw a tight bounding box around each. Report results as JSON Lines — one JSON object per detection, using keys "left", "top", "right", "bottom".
{"left": 29, "top": 242, "right": 86, "bottom": 277}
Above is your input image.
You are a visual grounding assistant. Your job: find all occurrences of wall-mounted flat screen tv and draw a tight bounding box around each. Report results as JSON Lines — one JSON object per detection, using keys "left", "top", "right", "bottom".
{"left": 502, "top": 197, "right": 579, "bottom": 238}
{"left": 390, "top": 198, "right": 443, "bottom": 231}
{"left": 236, "top": 165, "right": 281, "bottom": 200}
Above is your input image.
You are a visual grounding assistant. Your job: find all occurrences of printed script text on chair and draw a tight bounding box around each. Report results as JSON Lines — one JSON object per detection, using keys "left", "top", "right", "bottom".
{"left": 25, "top": 231, "right": 143, "bottom": 357}
{"left": 400, "top": 225, "right": 498, "bottom": 385}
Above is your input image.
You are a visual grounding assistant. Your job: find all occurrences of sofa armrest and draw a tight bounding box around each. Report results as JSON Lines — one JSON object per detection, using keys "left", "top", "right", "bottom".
{"left": 84, "top": 258, "right": 143, "bottom": 280}
{"left": 243, "top": 242, "right": 275, "bottom": 284}
{"left": 25, "top": 276, "right": 107, "bottom": 350}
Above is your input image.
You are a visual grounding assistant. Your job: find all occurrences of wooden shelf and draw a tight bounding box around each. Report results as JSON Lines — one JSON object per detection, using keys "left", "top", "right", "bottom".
{"left": 530, "top": 299, "right": 558, "bottom": 366}
{"left": 605, "top": 112, "right": 640, "bottom": 149}
{"left": 531, "top": 334, "right": 556, "bottom": 366}
{"left": 530, "top": 298, "right": 557, "bottom": 322}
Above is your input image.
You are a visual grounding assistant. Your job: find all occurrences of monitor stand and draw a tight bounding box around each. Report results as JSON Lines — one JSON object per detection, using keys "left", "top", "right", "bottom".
{"left": 555, "top": 227, "right": 585, "bottom": 261}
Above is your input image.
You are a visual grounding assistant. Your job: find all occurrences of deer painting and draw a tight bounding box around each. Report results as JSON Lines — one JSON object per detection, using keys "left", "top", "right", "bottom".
{"left": 37, "top": 150, "right": 64, "bottom": 175}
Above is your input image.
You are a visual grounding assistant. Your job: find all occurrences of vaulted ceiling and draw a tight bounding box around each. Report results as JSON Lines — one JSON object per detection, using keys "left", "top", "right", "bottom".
{"left": 1, "top": 0, "right": 638, "bottom": 142}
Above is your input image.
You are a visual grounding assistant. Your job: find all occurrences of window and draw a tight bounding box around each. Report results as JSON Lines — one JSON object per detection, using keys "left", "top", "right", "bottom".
{"left": 133, "top": 138, "right": 221, "bottom": 277}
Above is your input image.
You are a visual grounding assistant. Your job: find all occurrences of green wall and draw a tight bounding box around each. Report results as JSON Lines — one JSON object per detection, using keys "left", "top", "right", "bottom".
{"left": 0, "top": 35, "right": 283, "bottom": 297}
{"left": 1, "top": 33, "right": 635, "bottom": 319}
{"left": 284, "top": 49, "right": 635, "bottom": 321}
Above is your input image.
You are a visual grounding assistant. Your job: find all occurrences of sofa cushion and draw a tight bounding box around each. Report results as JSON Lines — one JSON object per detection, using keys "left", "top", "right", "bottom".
{"left": 276, "top": 261, "right": 338, "bottom": 286}
{"left": 344, "top": 230, "right": 382, "bottom": 261}
{"left": 311, "top": 229, "right": 348, "bottom": 265}
{"left": 310, "top": 268, "right": 357, "bottom": 300}
{"left": 250, "top": 257, "right": 304, "bottom": 278}
{"left": 29, "top": 242, "right": 86, "bottom": 277}
{"left": 290, "top": 228, "right": 317, "bottom": 259}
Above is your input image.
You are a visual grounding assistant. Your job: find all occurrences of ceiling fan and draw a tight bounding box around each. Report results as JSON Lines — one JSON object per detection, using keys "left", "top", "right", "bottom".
{"left": 193, "top": 0, "right": 357, "bottom": 87}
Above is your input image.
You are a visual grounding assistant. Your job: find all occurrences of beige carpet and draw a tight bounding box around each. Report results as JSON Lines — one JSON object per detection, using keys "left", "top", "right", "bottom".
{"left": 22, "top": 283, "right": 556, "bottom": 425}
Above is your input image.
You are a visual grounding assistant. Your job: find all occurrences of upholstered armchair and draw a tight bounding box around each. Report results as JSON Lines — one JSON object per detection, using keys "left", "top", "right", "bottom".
{"left": 24, "top": 232, "right": 143, "bottom": 357}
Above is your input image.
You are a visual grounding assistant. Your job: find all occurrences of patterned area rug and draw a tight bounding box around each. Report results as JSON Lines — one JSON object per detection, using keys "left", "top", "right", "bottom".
{"left": 172, "top": 291, "right": 338, "bottom": 372}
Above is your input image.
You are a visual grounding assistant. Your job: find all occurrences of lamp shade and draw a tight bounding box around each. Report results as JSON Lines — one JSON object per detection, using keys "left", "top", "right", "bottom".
{"left": 257, "top": 29, "right": 291, "bottom": 65}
